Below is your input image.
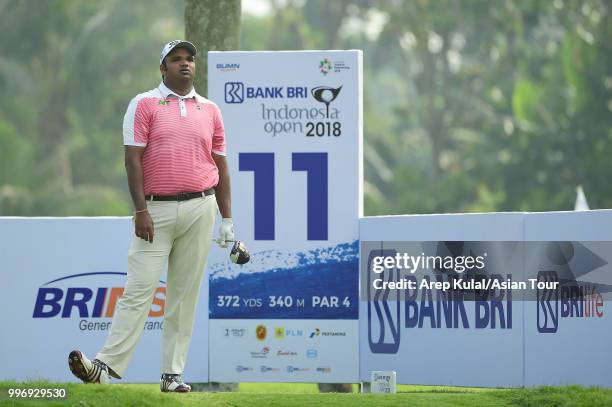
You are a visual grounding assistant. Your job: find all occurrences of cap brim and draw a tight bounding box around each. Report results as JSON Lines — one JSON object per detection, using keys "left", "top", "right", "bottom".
{"left": 160, "top": 41, "right": 197, "bottom": 65}
{"left": 172, "top": 41, "right": 197, "bottom": 56}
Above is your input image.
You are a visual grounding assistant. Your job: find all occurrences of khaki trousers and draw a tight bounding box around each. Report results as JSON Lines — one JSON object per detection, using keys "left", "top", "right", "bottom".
{"left": 96, "top": 195, "right": 216, "bottom": 378}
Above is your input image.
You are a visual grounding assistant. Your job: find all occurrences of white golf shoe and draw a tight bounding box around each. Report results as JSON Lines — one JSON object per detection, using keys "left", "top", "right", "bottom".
{"left": 68, "top": 350, "right": 110, "bottom": 384}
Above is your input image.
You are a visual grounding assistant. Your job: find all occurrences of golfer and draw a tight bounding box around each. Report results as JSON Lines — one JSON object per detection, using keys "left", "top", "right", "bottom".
{"left": 68, "top": 40, "right": 234, "bottom": 393}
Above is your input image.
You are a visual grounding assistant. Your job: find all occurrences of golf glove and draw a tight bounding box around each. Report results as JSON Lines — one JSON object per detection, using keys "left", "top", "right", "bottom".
{"left": 217, "top": 218, "right": 234, "bottom": 248}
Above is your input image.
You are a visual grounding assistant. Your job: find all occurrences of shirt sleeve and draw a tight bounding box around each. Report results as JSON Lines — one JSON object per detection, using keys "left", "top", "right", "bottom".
{"left": 123, "top": 96, "right": 149, "bottom": 146}
{"left": 211, "top": 104, "right": 227, "bottom": 156}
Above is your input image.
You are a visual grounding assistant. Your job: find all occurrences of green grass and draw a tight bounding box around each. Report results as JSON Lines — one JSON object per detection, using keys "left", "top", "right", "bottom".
{"left": 1, "top": 381, "right": 611, "bottom": 406}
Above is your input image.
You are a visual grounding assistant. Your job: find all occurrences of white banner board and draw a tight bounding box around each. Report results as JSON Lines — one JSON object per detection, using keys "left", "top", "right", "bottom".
{"left": 523, "top": 211, "right": 612, "bottom": 387}
{"left": 207, "top": 50, "right": 362, "bottom": 382}
{"left": 359, "top": 213, "right": 525, "bottom": 387}
{"left": 359, "top": 211, "right": 612, "bottom": 387}
{"left": 0, "top": 217, "right": 209, "bottom": 383}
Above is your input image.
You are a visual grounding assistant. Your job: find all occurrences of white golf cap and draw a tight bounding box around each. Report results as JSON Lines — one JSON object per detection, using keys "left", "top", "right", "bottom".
{"left": 159, "top": 40, "right": 197, "bottom": 65}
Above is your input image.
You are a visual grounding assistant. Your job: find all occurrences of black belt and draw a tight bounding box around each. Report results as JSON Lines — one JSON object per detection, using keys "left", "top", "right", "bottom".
{"left": 146, "top": 189, "right": 215, "bottom": 202}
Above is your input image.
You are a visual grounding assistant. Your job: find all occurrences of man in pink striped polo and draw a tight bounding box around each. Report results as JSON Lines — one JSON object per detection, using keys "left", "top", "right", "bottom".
{"left": 68, "top": 40, "right": 234, "bottom": 393}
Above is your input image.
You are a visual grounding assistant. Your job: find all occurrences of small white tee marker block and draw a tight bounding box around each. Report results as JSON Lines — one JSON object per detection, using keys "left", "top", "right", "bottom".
{"left": 371, "top": 371, "right": 397, "bottom": 394}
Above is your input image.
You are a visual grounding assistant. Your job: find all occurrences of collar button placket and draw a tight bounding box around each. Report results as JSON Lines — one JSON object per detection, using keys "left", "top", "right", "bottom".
{"left": 179, "top": 98, "right": 187, "bottom": 117}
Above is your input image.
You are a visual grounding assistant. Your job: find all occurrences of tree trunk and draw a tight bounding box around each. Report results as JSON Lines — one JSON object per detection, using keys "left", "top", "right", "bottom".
{"left": 38, "top": 86, "right": 73, "bottom": 196}
{"left": 185, "top": 0, "right": 241, "bottom": 97}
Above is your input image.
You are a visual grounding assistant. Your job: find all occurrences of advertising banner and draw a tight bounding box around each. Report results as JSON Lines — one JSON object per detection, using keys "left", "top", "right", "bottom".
{"left": 359, "top": 211, "right": 612, "bottom": 387}
{"left": 0, "top": 218, "right": 209, "bottom": 383}
{"left": 207, "top": 51, "right": 362, "bottom": 382}
{"left": 523, "top": 211, "right": 612, "bottom": 387}
{"left": 359, "top": 214, "right": 525, "bottom": 387}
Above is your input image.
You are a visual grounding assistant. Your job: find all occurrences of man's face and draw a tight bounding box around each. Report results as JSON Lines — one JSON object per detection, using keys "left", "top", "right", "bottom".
{"left": 160, "top": 47, "right": 195, "bottom": 82}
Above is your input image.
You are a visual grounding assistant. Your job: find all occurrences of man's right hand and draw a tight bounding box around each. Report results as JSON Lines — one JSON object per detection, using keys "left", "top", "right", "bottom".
{"left": 217, "top": 218, "right": 235, "bottom": 248}
{"left": 134, "top": 210, "right": 154, "bottom": 243}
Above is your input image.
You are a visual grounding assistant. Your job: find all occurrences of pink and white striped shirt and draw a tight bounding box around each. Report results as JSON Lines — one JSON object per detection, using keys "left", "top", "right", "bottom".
{"left": 123, "top": 82, "right": 226, "bottom": 195}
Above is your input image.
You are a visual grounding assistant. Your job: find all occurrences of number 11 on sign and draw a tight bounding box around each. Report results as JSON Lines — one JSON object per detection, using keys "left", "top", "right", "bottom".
{"left": 239, "top": 152, "right": 328, "bottom": 241}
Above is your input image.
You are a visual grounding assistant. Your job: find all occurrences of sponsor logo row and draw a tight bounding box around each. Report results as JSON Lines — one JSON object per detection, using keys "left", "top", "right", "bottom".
{"left": 248, "top": 347, "right": 318, "bottom": 360}
{"left": 225, "top": 325, "right": 347, "bottom": 340}
{"left": 235, "top": 365, "right": 332, "bottom": 374}
{"left": 254, "top": 325, "right": 347, "bottom": 341}
{"left": 215, "top": 58, "right": 351, "bottom": 76}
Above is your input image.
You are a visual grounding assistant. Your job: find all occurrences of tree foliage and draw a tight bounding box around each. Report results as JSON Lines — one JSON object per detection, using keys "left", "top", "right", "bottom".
{"left": 0, "top": 0, "right": 185, "bottom": 215}
{"left": 0, "top": 0, "right": 610, "bottom": 216}
{"left": 243, "top": 0, "right": 611, "bottom": 214}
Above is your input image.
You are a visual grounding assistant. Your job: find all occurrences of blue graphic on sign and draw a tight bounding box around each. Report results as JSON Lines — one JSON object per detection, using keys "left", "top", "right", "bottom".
{"left": 209, "top": 241, "right": 358, "bottom": 319}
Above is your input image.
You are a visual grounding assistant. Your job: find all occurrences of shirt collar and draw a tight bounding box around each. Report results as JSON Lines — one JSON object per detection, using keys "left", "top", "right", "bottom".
{"left": 158, "top": 82, "right": 197, "bottom": 99}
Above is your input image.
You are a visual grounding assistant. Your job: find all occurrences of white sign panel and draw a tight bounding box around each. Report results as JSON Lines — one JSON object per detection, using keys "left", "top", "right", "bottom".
{"left": 0, "top": 218, "right": 209, "bottom": 383}
{"left": 207, "top": 51, "right": 362, "bottom": 382}
{"left": 359, "top": 211, "right": 612, "bottom": 387}
{"left": 359, "top": 213, "right": 525, "bottom": 387}
{"left": 523, "top": 211, "right": 612, "bottom": 387}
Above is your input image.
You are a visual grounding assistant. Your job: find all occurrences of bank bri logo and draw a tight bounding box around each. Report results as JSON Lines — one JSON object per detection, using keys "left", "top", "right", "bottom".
{"left": 224, "top": 82, "right": 309, "bottom": 104}
{"left": 535, "top": 242, "right": 607, "bottom": 333}
{"left": 225, "top": 82, "right": 244, "bottom": 103}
